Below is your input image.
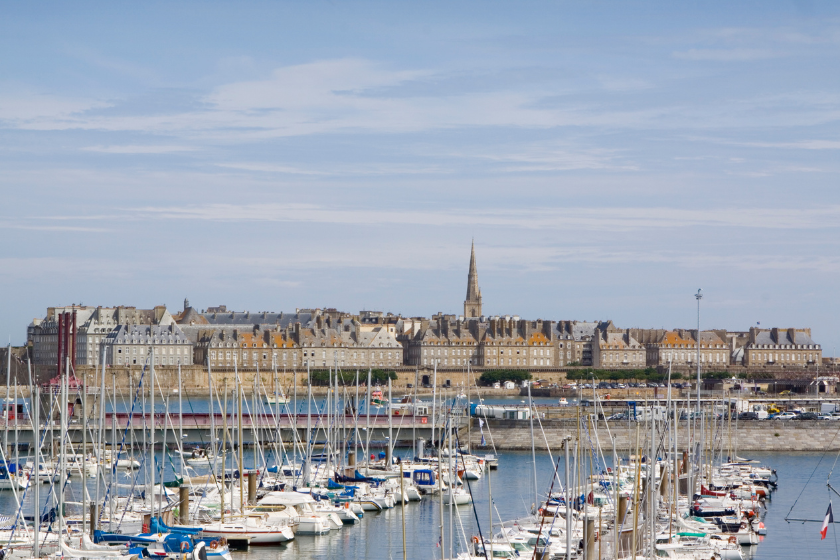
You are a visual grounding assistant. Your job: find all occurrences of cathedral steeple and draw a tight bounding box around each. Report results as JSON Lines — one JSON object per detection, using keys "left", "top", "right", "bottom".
{"left": 464, "top": 240, "right": 482, "bottom": 318}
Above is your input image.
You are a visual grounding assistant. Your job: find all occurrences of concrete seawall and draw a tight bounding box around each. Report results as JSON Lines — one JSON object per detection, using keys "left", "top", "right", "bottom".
{"left": 466, "top": 419, "right": 840, "bottom": 452}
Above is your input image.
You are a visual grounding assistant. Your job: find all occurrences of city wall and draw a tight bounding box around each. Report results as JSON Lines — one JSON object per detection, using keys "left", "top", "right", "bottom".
{"left": 467, "top": 419, "right": 840, "bottom": 452}
{"left": 64, "top": 365, "right": 536, "bottom": 394}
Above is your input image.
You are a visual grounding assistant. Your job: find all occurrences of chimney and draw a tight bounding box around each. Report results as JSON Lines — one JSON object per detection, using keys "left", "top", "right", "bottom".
{"left": 543, "top": 320, "right": 555, "bottom": 341}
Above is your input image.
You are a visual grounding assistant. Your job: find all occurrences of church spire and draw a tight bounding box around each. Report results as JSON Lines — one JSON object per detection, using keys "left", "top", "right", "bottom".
{"left": 464, "top": 240, "right": 482, "bottom": 318}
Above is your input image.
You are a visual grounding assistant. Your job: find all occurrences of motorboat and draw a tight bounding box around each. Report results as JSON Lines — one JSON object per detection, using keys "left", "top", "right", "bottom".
{"left": 201, "top": 514, "right": 295, "bottom": 544}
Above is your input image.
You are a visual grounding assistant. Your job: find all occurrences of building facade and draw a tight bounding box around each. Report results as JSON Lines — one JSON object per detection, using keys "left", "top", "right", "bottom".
{"left": 743, "top": 327, "right": 822, "bottom": 367}
{"left": 104, "top": 324, "right": 193, "bottom": 367}
{"left": 592, "top": 323, "right": 646, "bottom": 368}
{"left": 194, "top": 318, "right": 403, "bottom": 371}
{"left": 30, "top": 305, "right": 176, "bottom": 377}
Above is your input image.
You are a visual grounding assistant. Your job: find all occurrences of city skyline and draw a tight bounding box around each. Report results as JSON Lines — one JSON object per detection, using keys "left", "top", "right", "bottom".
{"left": 1, "top": 2, "right": 839, "bottom": 351}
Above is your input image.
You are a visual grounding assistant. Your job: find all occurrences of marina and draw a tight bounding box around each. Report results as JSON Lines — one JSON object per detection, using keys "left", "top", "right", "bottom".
{"left": 0, "top": 356, "right": 821, "bottom": 560}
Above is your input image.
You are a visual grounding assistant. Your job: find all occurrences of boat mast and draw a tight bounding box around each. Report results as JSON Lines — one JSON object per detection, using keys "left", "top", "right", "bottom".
{"left": 274, "top": 358, "right": 281, "bottom": 468}
{"left": 431, "top": 361, "right": 437, "bottom": 451}
{"left": 354, "top": 369, "right": 360, "bottom": 471}
{"left": 4, "top": 344, "right": 9, "bottom": 465}
{"left": 221, "top": 379, "right": 227, "bottom": 524}
{"left": 528, "top": 380, "right": 537, "bottom": 511}
{"left": 237, "top": 359, "right": 244, "bottom": 515}
{"left": 438, "top": 414, "right": 445, "bottom": 559}
{"left": 59, "top": 356, "right": 67, "bottom": 543}
{"left": 149, "top": 345, "right": 155, "bottom": 520}
{"left": 178, "top": 364, "right": 183, "bottom": 480}
{"left": 208, "top": 356, "right": 215, "bottom": 466}
{"left": 448, "top": 406, "right": 453, "bottom": 560}
{"left": 94, "top": 346, "right": 107, "bottom": 534}
{"left": 80, "top": 360, "right": 85, "bottom": 537}
{"left": 292, "top": 368, "right": 297, "bottom": 474}
{"left": 29, "top": 358, "right": 39, "bottom": 558}
{"left": 466, "top": 361, "right": 470, "bottom": 455}
{"left": 110, "top": 372, "right": 116, "bottom": 527}
{"left": 365, "top": 368, "right": 371, "bottom": 470}
{"left": 159, "top": 396, "right": 168, "bottom": 514}
{"left": 305, "top": 363, "right": 311, "bottom": 486}
{"left": 564, "top": 436, "right": 571, "bottom": 560}
{"left": 388, "top": 376, "right": 393, "bottom": 467}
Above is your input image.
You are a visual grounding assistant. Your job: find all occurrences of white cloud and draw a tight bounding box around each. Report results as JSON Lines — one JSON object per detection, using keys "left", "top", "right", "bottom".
{"left": 82, "top": 144, "right": 197, "bottom": 154}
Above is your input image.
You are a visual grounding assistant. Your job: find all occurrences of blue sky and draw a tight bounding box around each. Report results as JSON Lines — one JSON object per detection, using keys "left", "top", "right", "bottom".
{"left": 2, "top": 1, "right": 839, "bottom": 353}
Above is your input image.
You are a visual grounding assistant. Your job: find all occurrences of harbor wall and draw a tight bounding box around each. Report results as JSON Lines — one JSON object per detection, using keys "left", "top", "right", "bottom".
{"left": 466, "top": 419, "right": 840, "bottom": 452}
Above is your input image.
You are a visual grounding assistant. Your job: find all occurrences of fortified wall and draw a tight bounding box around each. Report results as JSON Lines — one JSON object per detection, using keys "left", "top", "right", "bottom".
{"left": 468, "top": 419, "right": 840, "bottom": 452}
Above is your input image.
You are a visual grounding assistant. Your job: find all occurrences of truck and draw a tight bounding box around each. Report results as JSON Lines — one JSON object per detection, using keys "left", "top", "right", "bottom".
{"left": 821, "top": 403, "right": 839, "bottom": 414}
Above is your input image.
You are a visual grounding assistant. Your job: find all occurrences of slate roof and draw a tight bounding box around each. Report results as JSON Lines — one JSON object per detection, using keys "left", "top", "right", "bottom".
{"left": 108, "top": 324, "right": 190, "bottom": 345}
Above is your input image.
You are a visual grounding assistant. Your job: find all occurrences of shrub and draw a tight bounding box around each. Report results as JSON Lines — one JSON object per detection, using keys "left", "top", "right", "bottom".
{"left": 478, "top": 369, "right": 532, "bottom": 386}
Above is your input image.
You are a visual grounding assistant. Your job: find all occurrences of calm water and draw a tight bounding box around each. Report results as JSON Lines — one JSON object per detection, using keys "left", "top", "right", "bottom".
{"left": 105, "top": 394, "right": 565, "bottom": 415}
{"left": 2, "top": 450, "right": 833, "bottom": 560}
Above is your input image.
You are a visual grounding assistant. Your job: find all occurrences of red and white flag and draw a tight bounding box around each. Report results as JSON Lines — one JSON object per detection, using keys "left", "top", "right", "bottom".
{"left": 821, "top": 503, "right": 834, "bottom": 540}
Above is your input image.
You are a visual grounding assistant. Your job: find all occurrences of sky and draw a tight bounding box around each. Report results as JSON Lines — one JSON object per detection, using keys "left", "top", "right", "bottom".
{"left": 1, "top": 1, "right": 839, "bottom": 353}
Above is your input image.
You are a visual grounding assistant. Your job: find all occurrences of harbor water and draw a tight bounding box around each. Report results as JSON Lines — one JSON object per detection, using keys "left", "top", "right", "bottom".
{"left": 0, "top": 450, "right": 835, "bottom": 560}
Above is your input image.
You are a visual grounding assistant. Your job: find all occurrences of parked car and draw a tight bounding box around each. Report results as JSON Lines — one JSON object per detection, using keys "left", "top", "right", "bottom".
{"left": 607, "top": 412, "right": 628, "bottom": 421}
{"left": 737, "top": 412, "right": 759, "bottom": 421}
{"left": 772, "top": 412, "right": 797, "bottom": 420}
{"left": 793, "top": 412, "right": 819, "bottom": 420}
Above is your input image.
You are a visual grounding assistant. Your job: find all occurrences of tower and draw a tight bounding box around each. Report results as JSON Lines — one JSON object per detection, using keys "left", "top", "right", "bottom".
{"left": 464, "top": 241, "right": 482, "bottom": 318}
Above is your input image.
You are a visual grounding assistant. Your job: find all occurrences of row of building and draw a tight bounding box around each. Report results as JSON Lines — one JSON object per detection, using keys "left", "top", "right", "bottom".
{"left": 25, "top": 243, "right": 825, "bottom": 377}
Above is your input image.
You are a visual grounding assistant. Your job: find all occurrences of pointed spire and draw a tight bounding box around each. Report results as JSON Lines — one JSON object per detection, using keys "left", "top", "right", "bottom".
{"left": 465, "top": 240, "right": 482, "bottom": 318}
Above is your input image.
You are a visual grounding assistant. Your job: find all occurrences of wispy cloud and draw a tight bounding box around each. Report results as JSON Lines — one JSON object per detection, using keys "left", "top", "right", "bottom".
{"left": 82, "top": 144, "right": 197, "bottom": 154}
{"left": 0, "top": 222, "right": 109, "bottom": 233}
{"left": 116, "top": 203, "right": 840, "bottom": 232}
{"left": 214, "top": 161, "right": 449, "bottom": 176}
{"left": 672, "top": 48, "right": 778, "bottom": 61}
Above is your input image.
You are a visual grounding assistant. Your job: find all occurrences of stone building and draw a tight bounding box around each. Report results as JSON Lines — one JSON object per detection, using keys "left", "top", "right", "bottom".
{"left": 558, "top": 321, "right": 604, "bottom": 366}
{"left": 642, "top": 330, "right": 730, "bottom": 368}
{"left": 592, "top": 322, "right": 646, "bottom": 368}
{"left": 194, "top": 315, "right": 403, "bottom": 371}
{"left": 29, "top": 304, "right": 176, "bottom": 378}
{"left": 403, "top": 314, "right": 557, "bottom": 369}
{"left": 743, "top": 327, "right": 822, "bottom": 367}
{"left": 104, "top": 323, "right": 193, "bottom": 367}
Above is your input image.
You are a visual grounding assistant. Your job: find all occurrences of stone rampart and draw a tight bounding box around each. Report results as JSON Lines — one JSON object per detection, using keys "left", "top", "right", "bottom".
{"left": 467, "top": 419, "right": 840, "bottom": 452}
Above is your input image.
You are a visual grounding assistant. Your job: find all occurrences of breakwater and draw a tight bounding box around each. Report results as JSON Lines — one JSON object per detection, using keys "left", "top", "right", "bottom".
{"left": 467, "top": 418, "right": 840, "bottom": 452}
